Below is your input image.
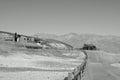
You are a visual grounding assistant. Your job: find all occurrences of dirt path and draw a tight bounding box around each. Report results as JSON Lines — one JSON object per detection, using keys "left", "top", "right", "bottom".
{"left": 83, "top": 51, "right": 120, "bottom": 80}
{"left": 86, "top": 62, "right": 119, "bottom": 80}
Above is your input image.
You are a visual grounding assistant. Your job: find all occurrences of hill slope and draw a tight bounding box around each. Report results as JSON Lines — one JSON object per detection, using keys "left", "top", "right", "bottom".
{"left": 0, "top": 31, "right": 73, "bottom": 50}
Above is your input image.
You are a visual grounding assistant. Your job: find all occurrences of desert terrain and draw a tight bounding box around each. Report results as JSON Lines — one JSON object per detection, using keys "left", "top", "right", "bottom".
{"left": 0, "top": 40, "right": 85, "bottom": 80}
{"left": 0, "top": 32, "right": 120, "bottom": 80}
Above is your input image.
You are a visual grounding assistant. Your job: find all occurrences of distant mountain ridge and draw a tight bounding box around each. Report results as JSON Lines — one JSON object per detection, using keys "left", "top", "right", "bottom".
{"left": 34, "top": 33, "right": 120, "bottom": 53}
{"left": 1, "top": 31, "right": 120, "bottom": 53}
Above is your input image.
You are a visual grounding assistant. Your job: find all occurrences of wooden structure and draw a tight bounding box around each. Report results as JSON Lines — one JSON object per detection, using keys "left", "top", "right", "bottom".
{"left": 66, "top": 51, "right": 88, "bottom": 80}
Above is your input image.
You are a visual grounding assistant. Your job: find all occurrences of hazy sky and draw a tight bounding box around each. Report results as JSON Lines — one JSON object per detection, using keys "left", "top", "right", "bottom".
{"left": 0, "top": 0, "right": 120, "bottom": 36}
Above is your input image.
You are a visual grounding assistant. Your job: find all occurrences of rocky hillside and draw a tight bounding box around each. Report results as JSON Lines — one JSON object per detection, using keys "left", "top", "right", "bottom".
{"left": 34, "top": 33, "right": 120, "bottom": 53}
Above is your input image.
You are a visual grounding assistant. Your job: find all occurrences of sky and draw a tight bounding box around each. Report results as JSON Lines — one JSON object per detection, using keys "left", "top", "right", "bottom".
{"left": 0, "top": 0, "right": 120, "bottom": 36}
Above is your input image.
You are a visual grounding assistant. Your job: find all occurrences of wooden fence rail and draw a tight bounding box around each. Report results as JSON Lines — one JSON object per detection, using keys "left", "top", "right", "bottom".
{"left": 65, "top": 50, "right": 88, "bottom": 80}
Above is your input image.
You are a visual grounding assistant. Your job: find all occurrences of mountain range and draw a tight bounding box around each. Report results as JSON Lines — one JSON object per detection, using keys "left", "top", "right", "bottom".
{"left": 34, "top": 33, "right": 120, "bottom": 54}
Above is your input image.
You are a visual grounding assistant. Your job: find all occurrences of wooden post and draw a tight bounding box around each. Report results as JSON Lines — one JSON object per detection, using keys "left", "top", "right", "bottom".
{"left": 79, "top": 71, "right": 81, "bottom": 80}
{"left": 77, "top": 75, "right": 81, "bottom": 80}
{"left": 74, "top": 68, "right": 78, "bottom": 76}
{"left": 68, "top": 73, "right": 73, "bottom": 80}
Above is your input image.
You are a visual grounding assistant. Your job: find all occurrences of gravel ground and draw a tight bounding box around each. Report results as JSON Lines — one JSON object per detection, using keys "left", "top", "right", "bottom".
{"left": 0, "top": 50, "right": 85, "bottom": 80}
{"left": 0, "top": 71, "right": 68, "bottom": 80}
